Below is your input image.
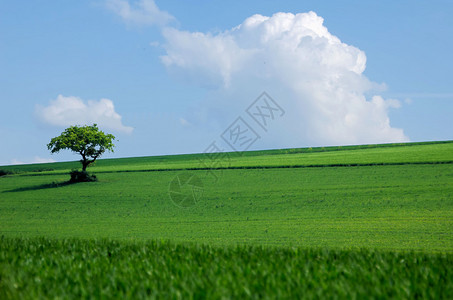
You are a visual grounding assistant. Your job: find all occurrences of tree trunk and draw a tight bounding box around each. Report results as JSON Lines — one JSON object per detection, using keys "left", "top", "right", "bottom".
{"left": 81, "top": 152, "right": 88, "bottom": 171}
{"left": 82, "top": 160, "right": 88, "bottom": 171}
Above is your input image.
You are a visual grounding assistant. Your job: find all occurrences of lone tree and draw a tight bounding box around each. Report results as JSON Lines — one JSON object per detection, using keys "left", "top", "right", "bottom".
{"left": 48, "top": 124, "right": 115, "bottom": 172}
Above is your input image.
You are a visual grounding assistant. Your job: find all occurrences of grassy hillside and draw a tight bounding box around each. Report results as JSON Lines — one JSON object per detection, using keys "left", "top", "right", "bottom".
{"left": 1, "top": 141, "right": 452, "bottom": 251}
{"left": 1, "top": 141, "right": 452, "bottom": 298}
{"left": 2, "top": 140, "right": 453, "bottom": 174}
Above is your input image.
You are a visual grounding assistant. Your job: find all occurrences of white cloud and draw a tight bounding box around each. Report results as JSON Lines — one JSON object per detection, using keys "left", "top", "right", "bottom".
{"left": 388, "top": 93, "right": 453, "bottom": 99}
{"left": 36, "top": 95, "right": 133, "bottom": 134}
{"left": 149, "top": 41, "right": 160, "bottom": 47}
{"left": 9, "top": 159, "right": 24, "bottom": 165}
{"left": 105, "top": 0, "right": 174, "bottom": 26}
{"left": 179, "top": 118, "right": 190, "bottom": 127}
{"left": 404, "top": 98, "right": 413, "bottom": 104}
{"left": 32, "top": 156, "right": 57, "bottom": 164}
{"left": 160, "top": 11, "right": 409, "bottom": 146}
{"left": 10, "top": 157, "right": 56, "bottom": 165}
{"left": 161, "top": 27, "right": 255, "bottom": 88}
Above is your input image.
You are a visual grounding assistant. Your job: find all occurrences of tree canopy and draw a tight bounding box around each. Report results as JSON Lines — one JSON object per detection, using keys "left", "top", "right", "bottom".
{"left": 48, "top": 124, "right": 115, "bottom": 171}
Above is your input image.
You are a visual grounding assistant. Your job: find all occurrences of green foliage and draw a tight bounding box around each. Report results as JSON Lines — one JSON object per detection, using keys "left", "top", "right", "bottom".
{"left": 69, "top": 170, "right": 97, "bottom": 183}
{"left": 47, "top": 124, "right": 115, "bottom": 171}
{"left": 0, "top": 237, "right": 452, "bottom": 299}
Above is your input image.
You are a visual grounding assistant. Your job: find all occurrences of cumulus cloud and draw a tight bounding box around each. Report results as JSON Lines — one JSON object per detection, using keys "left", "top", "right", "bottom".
{"left": 106, "top": 0, "right": 174, "bottom": 26}
{"left": 161, "top": 27, "right": 255, "bottom": 88}
{"left": 160, "top": 11, "right": 409, "bottom": 146}
{"left": 36, "top": 95, "right": 133, "bottom": 134}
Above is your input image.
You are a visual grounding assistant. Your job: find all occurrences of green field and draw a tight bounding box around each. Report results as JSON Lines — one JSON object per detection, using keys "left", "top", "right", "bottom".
{"left": 1, "top": 238, "right": 451, "bottom": 299}
{"left": 1, "top": 141, "right": 452, "bottom": 298}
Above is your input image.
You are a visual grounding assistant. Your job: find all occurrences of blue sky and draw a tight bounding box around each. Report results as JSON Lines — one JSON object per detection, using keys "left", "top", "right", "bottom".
{"left": 1, "top": 0, "right": 452, "bottom": 165}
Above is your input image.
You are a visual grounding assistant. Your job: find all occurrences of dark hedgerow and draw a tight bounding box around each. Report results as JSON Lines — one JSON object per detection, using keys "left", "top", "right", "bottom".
{"left": 69, "top": 170, "right": 97, "bottom": 183}
{"left": 0, "top": 169, "right": 14, "bottom": 177}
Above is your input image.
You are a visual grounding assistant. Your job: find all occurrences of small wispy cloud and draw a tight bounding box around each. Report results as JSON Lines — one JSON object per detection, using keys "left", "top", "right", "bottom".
{"left": 179, "top": 118, "right": 191, "bottom": 127}
{"left": 387, "top": 93, "right": 453, "bottom": 99}
{"left": 105, "top": 0, "right": 175, "bottom": 27}
{"left": 10, "top": 157, "right": 56, "bottom": 165}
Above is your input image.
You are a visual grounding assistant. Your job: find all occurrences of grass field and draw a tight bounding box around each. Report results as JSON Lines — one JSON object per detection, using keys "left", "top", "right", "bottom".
{"left": 1, "top": 238, "right": 452, "bottom": 299}
{"left": 1, "top": 141, "right": 452, "bottom": 298}
{"left": 1, "top": 140, "right": 452, "bottom": 174}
